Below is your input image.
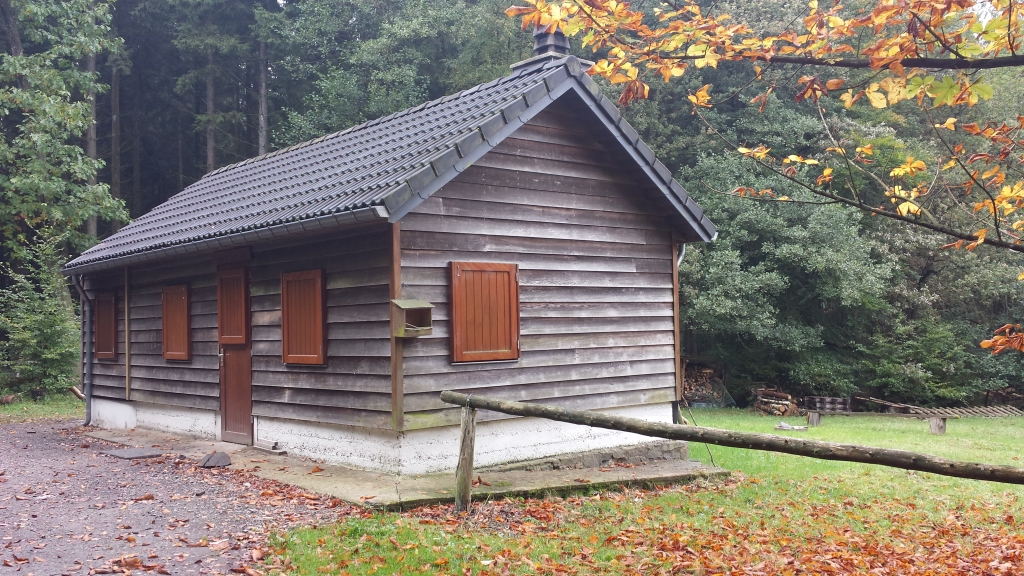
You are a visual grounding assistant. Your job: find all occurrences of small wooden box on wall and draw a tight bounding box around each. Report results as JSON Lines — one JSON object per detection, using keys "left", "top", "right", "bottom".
{"left": 392, "top": 299, "right": 434, "bottom": 337}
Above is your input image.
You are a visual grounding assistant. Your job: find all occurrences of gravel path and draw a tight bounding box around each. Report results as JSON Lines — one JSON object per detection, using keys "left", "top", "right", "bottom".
{"left": 1, "top": 418, "right": 348, "bottom": 576}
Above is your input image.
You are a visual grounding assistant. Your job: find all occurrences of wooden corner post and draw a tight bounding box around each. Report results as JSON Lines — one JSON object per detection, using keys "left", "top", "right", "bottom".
{"left": 389, "top": 223, "right": 404, "bottom": 431}
{"left": 124, "top": 266, "right": 131, "bottom": 400}
{"left": 671, "top": 242, "right": 682, "bottom": 402}
{"left": 455, "top": 405, "right": 477, "bottom": 512}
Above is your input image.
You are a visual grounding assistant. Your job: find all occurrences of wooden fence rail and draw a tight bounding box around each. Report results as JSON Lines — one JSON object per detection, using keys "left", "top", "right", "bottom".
{"left": 439, "top": 390, "right": 1024, "bottom": 503}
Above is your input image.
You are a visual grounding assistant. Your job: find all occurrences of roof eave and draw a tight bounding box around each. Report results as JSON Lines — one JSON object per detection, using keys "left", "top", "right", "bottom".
{"left": 62, "top": 205, "right": 390, "bottom": 276}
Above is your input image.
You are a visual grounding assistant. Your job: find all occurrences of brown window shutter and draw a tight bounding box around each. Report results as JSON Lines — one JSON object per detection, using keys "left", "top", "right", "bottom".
{"left": 162, "top": 285, "right": 191, "bottom": 361}
{"left": 450, "top": 262, "right": 520, "bottom": 363}
{"left": 217, "top": 267, "right": 249, "bottom": 345}
{"left": 94, "top": 292, "right": 117, "bottom": 360}
{"left": 281, "top": 269, "right": 326, "bottom": 365}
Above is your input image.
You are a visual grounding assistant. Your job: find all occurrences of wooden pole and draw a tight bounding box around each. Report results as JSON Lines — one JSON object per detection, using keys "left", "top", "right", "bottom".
{"left": 930, "top": 417, "right": 947, "bottom": 435}
{"left": 454, "top": 406, "right": 476, "bottom": 512}
{"left": 439, "top": 391, "right": 1024, "bottom": 485}
{"left": 807, "top": 411, "right": 821, "bottom": 426}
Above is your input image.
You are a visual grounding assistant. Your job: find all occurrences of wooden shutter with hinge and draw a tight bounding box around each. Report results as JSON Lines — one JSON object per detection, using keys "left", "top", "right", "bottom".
{"left": 217, "top": 267, "right": 249, "bottom": 345}
{"left": 94, "top": 292, "right": 117, "bottom": 360}
{"left": 450, "top": 262, "right": 520, "bottom": 363}
{"left": 281, "top": 269, "right": 326, "bottom": 365}
{"left": 162, "top": 284, "right": 191, "bottom": 361}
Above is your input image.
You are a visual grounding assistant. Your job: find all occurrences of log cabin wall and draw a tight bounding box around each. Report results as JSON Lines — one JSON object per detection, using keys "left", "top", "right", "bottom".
{"left": 125, "top": 260, "right": 219, "bottom": 410}
{"left": 85, "top": 271, "right": 128, "bottom": 402}
{"left": 400, "top": 98, "right": 678, "bottom": 430}
{"left": 248, "top": 224, "right": 394, "bottom": 429}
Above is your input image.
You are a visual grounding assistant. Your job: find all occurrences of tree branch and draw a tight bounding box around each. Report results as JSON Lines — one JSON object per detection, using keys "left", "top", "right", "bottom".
{"left": 657, "top": 52, "right": 1024, "bottom": 70}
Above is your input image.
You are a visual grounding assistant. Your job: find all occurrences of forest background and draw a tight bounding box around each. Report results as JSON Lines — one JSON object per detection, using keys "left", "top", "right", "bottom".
{"left": 0, "top": 0, "right": 1021, "bottom": 406}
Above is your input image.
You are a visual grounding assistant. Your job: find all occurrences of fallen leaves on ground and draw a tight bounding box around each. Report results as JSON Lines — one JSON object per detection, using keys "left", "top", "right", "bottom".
{"left": 265, "top": 475, "right": 1024, "bottom": 575}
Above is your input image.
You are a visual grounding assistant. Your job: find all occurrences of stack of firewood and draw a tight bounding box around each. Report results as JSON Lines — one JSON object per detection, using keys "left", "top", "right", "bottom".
{"left": 985, "top": 387, "right": 1024, "bottom": 408}
{"left": 683, "top": 365, "right": 728, "bottom": 404}
{"left": 753, "top": 389, "right": 801, "bottom": 417}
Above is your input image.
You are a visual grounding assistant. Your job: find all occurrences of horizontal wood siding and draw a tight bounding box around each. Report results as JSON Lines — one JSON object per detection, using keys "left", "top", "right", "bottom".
{"left": 401, "top": 101, "right": 677, "bottom": 430}
{"left": 84, "top": 272, "right": 126, "bottom": 401}
{"left": 126, "top": 260, "right": 220, "bottom": 411}
{"left": 249, "top": 226, "right": 393, "bottom": 429}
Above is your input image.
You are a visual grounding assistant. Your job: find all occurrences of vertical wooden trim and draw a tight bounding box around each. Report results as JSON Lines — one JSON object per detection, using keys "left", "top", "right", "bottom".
{"left": 124, "top": 267, "right": 131, "bottom": 400}
{"left": 389, "top": 223, "right": 404, "bottom": 431}
{"left": 672, "top": 243, "right": 682, "bottom": 402}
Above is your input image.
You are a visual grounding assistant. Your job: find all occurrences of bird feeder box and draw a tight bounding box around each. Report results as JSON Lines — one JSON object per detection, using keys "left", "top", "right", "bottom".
{"left": 392, "top": 299, "right": 434, "bottom": 337}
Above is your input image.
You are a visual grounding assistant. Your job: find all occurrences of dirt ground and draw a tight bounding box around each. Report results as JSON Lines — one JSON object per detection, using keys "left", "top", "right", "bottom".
{"left": 0, "top": 418, "right": 352, "bottom": 576}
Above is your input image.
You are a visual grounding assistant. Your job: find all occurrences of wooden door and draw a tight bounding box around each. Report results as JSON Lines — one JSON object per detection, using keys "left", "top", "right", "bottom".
{"left": 217, "top": 267, "right": 252, "bottom": 444}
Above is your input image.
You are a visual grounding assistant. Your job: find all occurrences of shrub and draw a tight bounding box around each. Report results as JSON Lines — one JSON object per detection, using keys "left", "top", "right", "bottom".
{"left": 0, "top": 238, "right": 80, "bottom": 395}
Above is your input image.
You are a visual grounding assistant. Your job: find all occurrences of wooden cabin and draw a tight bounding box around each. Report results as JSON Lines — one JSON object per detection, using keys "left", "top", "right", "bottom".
{"left": 65, "top": 46, "right": 716, "bottom": 475}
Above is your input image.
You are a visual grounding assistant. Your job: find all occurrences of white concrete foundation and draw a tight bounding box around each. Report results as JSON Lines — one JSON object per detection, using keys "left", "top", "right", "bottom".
{"left": 256, "top": 402, "right": 674, "bottom": 475}
{"left": 90, "top": 398, "right": 220, "bottom": 440}
{"left": 90, "top": 398, "right": 674, "bottom": 475}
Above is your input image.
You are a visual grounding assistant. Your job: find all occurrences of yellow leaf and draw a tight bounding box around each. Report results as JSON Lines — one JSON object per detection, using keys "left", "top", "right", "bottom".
{"left": 687, "top": 84, "right": 712, "bottom": 107}
{"left": 1017, "top": 271, "right": 1024, "bottom": 281}
{"left": 737, "top": 147, "right": 753, "bottom": 154}
{"left": 840, "top": 90, "right": 862, "bottom": 108}
{"left": 896, "top": 201, "right": 922, "bottom": 216}
{"left": 942, "top": 159, "right": 957, "bottom": 170}
{"left": 934, "top": 117, "right": 957, "bottom": 130}
{"left": 825, "top": 79, "right": 845, "bottom": 91}
{"left": 856, "top": 144, "right": 874, "bottom": 155}
{"left": 865, "top": 84, "right": 886, "bottom": 108}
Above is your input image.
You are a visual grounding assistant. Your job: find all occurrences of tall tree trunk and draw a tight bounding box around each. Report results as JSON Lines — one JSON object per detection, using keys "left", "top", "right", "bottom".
{"left": 131, "top": 104, "right": 141, "bottom": 216}
{"left": 110, "top": 67, "right": 121, "bottom": 229}
{"left": 258, "top": 40, "right": 268, "bottom": 156}
{"left": 85, "top": 52, "right": 97, "bottom": 237}
{"left": 177, "top": 117, "right": 183, "bottom": 192}
{"left": 205, "top": 50, "right": 215, "bottom": 173}
{"left": 0, "top": 0, "right": 23, "bottom": 58}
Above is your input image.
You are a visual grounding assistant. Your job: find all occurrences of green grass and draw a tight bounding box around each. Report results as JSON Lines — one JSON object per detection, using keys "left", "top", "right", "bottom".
{"left": 684, "top": 408, "right": 1024, "bottom": 500}
{"left": 0, "top": 391, "right": 84, "bottom": 423}
{"left": 264, "top": 409, "right": 1024, "bottom": 575}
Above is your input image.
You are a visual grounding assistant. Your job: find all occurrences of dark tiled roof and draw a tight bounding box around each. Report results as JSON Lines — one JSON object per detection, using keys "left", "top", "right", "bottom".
{"left": 65, "top": 56, "right": 716, "bottom": 274}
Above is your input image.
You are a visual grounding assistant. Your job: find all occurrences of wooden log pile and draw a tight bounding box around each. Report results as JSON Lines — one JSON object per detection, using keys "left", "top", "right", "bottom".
{"left": 753, "top": 389, "right": 800, "bottom": 417}
{"left": 683, "top": 365, "right": 729, "bottom": 405}
{"left": 985, "top": 387, "right": 1024, "bottom": 408}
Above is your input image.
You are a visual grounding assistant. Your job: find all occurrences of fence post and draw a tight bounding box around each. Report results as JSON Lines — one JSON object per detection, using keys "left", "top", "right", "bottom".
{"left": 929, "top": 417, "right": 947, "bottom": 435}
{"left": 455, "top": 406, "right": 477, "bottom": 512}
{"left": 807, "top": 411, "right": 821, "bottom": 426}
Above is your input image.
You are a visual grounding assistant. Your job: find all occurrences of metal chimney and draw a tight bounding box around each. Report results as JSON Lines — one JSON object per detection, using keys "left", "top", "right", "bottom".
{"left": 533, "top": 25, "right": 570, "bottom": 56}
